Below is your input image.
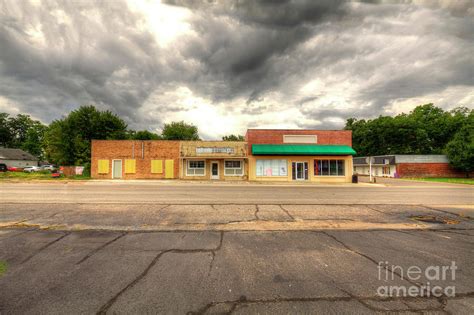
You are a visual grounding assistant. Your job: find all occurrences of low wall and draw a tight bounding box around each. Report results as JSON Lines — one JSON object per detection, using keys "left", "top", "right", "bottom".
{"left": 397, "top": 163, "right": 470, "bottom": 178}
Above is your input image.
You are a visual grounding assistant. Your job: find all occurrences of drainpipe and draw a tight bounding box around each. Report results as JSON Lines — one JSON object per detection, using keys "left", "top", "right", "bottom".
{"left": 141, "top": 142, "right": 144, "bottom": 159}
{"left": 132, "top": 143, "right": 135, "bottom": 159}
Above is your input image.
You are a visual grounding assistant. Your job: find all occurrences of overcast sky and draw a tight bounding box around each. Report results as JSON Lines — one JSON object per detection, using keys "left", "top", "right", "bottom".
{"left": 0, "top": 0, "right": 473, "bottom": 139}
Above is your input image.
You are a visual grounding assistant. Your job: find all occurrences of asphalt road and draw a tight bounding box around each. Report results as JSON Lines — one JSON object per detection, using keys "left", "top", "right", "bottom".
{"left": 0, "top": 181, "right": 473, "bottom": 314}
{"left": 1, "top": 180, "right": 473, "bottom": 204}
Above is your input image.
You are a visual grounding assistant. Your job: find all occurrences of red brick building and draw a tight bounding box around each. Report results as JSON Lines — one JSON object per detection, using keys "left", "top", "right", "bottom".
{"left": 91, "top": 140, "right": 180, "bottom": 179}
{"left": 246, "top": 129, "right": 356, "bottom": 183}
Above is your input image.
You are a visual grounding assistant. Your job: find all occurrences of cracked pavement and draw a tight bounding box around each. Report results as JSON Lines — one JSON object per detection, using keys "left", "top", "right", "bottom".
{"left": 0, "top": 181, "right": 473, "bottom": 314}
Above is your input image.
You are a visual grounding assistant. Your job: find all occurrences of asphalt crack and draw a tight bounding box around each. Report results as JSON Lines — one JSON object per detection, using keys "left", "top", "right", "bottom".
{"left": 21, "top": 232, "right": 70, "bottom": 264}
{"left": 279, "top": 205, "right": 296, "bottom": 221}
{"left": 422, "top": 205, "right": 472, "bottom": 221}
{"left": 320, "top": 231, "right": 423, "bottom": 288}
{"left": 76, "top": 232, "right": 127, "bottom": 265}
{"left": 97, "top": 231, "right": 224, "bottom": 314}
{"left": 189, "top": 292, "right": 472, "bottom": 314}
{"left": 254, "top": 205, "right": 260, "bottom": 220}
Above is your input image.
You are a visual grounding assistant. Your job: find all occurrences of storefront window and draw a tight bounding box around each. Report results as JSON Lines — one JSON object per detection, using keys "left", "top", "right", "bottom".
{"left": 256, "top": 160, "right": 287, "bottom": 176}
{"left": 314, "top": 160, "right": 345, "bottom": 176}
{"left": 224, "top": 160, "right": 243, "bottom": 176}
{"left": 187, "top": 160, "right": 205, "bottom": 176}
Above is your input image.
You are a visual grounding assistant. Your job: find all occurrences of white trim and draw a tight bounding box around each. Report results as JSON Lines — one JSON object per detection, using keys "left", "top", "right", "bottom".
{"left": 112, "top": 159, "right": 122, "bottom": 179}
{"left": 186, "top": 159, "right": 206, "bottom": 177}
{"left": 224, "top": 159, "right": 244, "bottom": 176}
{"left": 210, "top": 161, "right": 219, "bottom": 179}
{"left": 293, "top": 161, "right": 307, "bottom": 180}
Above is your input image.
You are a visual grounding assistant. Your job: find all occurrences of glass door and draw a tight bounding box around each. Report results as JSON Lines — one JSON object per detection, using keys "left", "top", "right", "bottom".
{"left": 211, "top": 162, "right": 219, "bottom": 180}
{"left": 292, "top": 162, "right": 308, "bottom": 180}
{"left": 295, "top": 162, "right": 304, "bottom": 180}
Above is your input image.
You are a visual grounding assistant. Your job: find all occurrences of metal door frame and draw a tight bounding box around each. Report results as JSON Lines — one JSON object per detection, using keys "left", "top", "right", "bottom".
{"left": 210, "top": 161, "right": 219, "bottom": 180}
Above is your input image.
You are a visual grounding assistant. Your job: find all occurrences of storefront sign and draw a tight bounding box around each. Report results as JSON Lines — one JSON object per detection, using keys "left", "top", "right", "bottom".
{"left": 196, "top": 147, "right": 235, "bottom": 154}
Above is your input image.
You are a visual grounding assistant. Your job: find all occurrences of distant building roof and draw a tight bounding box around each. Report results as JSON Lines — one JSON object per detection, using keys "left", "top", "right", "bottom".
{"left": 353, "top": 155, "right": 449, "bottom": 166}
{"left": 0, "top": 148, "right": 38, "bottom": 161}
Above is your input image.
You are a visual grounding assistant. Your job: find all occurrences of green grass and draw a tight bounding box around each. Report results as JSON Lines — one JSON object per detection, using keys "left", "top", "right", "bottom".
{"left": 406, "top": 177, "right": 474, "bottom": 185}
{"left": 0, "top": 171, "right": 90, "bottom": 181}
{"left": 0, "top": 261, "right": 7, "bottom": 277}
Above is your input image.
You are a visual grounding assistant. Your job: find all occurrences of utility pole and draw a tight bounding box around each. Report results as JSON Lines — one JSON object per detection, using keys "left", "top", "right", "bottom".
{"left": 369, "top": 156, "right": 372, "bottom": 183}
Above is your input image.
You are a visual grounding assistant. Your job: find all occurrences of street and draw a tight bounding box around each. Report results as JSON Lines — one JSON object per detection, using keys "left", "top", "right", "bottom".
{"left": 0, "top": 181, "right": 473, "bottom": 314}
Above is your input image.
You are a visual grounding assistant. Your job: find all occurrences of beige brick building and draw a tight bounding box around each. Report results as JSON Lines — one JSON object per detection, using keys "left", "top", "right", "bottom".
{"left": 180, "top": 141, "right": 247, "bottom": 180}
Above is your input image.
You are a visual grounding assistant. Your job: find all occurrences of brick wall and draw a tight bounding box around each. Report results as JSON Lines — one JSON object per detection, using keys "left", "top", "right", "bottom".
{"left": 91, "top": 140, "right": 180, "bottom": 179}
{"left": 245, "top": 129, "right": 352, "bottom": 154}
{"left": 396, "top": 163, "right": 469, "bottom": 178}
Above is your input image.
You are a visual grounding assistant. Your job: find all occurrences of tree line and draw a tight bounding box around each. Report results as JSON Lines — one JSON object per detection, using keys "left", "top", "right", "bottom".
{"left": 344, "top": 104, "right": 473, "bottom": 173}
{"left": 1, "top": 103, "right": 472, "bottom": 174}
{"left": 0, "top": 105, "right": 245, "bottom": 168}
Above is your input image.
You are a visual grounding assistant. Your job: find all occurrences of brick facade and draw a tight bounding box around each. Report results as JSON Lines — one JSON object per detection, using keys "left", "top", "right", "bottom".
{"left": 245, "top": 129, "right": 354, "bottom": 183}
{"left": 397, "top": 163, "right": 469, "bottom": 178}
{"left": 245, "top": 129, "right": 352, "bottom": 151}
{"left": 91, "top": 140, "right": 180, "bottom": 179}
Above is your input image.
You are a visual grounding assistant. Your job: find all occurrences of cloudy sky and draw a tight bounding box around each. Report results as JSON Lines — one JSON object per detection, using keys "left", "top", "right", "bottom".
{"left": 0, "top": 0, "right": 473, "bottom": 139}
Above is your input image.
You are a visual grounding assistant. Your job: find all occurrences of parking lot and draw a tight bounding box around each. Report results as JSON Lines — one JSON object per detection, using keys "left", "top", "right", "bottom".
{"left": 0, "top": 181, "right": 473, "bottom": 313}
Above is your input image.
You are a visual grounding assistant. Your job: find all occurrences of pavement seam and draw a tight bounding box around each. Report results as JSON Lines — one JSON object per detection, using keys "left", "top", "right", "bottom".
{"left": 76, "top": 232, "right": 127, "bottom": 265}
{"left": 20, "top": 231, "right": 71, "bottom": 264}
{"left": 96, "top": 231, "right": 224, "bottom": 314}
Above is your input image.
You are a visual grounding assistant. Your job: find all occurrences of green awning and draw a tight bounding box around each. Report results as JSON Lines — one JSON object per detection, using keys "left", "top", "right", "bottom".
{"left": 252, "top": 144, "right": 356, "bottom": 156}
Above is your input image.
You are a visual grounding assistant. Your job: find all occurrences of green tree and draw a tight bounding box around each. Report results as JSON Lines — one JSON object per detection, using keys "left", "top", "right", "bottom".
{"left": 21, "top": 122, "right": 47, "bottom": 160}
{"left": 8, "top": 114, "right": 36, "bottom": 148}
{"left": 44, "top": 105, "right": 128, "bottom": 165}
{"left": 222, "top": 134, "right": 245, "bottom": 141}
{"left": 0, "top": 113, "right": 13, "bottom": 147}
{"left": 345, "top": 104, "right": 471, "bottom": 157}
{"left": 162, "top": 121, "right": 200, "bottom": 140}
{"left": 445, "top": 113, "right": 474, "bottom": 176}
{"left": 0, "top": 113, "right": 47, "bottom": 158}
{"left": 129, "top": 130, "right": 161, "bottom": 140}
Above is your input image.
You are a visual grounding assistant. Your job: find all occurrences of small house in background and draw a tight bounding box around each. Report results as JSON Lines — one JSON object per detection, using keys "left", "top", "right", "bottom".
{"left": 353, "top": 155, "right": 465, "bottom": 178}
{"left": 0, "top": 148, "right": 38, "bottom": 168}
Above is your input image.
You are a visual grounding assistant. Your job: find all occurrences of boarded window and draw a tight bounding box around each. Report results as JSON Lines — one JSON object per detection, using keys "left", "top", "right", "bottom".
{"left": 165, "top": 160, "right": 174, "bottom": 178}
{"left": 151, "top": 160, "right": 163, "bottom": 173}
{"left": 124, "top": 159, "right": 136, "bottom": 174}
{"left": 98, "top": 160, "right": 109, "bottom": 174}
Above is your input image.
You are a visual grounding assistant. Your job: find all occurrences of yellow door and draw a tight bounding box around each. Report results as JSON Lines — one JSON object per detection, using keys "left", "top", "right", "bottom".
{"left": 165, "top": 160, "right": 174, "bottom": 179}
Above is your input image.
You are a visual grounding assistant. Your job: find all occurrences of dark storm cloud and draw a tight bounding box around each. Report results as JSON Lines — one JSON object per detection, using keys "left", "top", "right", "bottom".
{"left": 168, "top": 0, "right": 347, "bottom": 103}
{"left": 0, "top": 0, "right": 177, "bottom": 126}
{"left": 0, "top": 0, "right": 473, "bottom": 133}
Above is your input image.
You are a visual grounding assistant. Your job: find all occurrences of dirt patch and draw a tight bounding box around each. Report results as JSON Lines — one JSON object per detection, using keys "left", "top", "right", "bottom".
{"left": 410, "top": 215, "right": 460, "bottom": 225}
